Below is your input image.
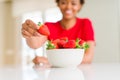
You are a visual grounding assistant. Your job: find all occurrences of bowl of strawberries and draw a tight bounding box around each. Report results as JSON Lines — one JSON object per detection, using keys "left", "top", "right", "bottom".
{"left": 46, "top": 37, "right": 89, "bottom": 68}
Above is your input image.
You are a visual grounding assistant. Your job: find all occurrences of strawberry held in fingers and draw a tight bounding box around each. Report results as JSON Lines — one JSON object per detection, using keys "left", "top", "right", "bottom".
{"left": 37, "top": 22, "right": 50, "bottom": 36}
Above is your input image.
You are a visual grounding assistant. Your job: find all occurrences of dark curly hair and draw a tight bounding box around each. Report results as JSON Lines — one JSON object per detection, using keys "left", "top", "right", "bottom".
{"left": 56, "top": 0, "right": 85, "bottom": 5}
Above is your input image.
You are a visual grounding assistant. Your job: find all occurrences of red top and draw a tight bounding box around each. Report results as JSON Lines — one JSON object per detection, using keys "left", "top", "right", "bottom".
{"left": 45, "top": 18, "right": 95, "bottom": 41}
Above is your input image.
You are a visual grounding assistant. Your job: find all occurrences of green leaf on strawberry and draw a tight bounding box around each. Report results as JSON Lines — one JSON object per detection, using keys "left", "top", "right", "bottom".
{"left": 83, "top": 43, "right": 89, "bottom": 50}
{"left": 47, "top": 41, "right": 56, "bottom": 49}
{"left": 75, "top": 38, "right": 82, "bottom": 48}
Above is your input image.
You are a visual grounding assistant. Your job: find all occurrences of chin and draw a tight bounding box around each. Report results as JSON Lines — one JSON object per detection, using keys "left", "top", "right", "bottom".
{"left": 63, "top": 16, "right": 75, "bottom": 20}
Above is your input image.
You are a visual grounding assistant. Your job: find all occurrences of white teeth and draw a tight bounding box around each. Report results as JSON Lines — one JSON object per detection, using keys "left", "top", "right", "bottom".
{"left": 66, "top": 10, "right": 72, "bottom": 14}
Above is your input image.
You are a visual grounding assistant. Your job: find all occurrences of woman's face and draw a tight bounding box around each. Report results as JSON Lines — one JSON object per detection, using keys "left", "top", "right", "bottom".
{"left": 58, "top": 0, "right": 82, "bottom": 20}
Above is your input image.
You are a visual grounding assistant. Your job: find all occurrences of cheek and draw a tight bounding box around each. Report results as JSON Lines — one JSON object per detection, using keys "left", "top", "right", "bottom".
{"left": 59, "top": 8, "right": 64, "bottom": 13}
{"left": 74, "top": 7, "right": 80, "bottom": 12}
{"left": 58, "top": 5, "right": 65, "bottom": 11}
{"left": 73, "top": 6, "right": 81, "bottom": 12}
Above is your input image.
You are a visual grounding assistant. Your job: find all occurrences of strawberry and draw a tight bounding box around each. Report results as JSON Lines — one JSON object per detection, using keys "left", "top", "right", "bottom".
{"left": 79, "top": 39, "right": 89, "bottom": 50}
{"left": 51, "top": 39, "right": 60, "bottom": 49}
{"left": 63, "top": 40, "right": 76, "bottom": 48}
{"left": 79, "top": 39, "right": 85, "bottom": 46}
{"left": 47, "top": 40, "right": 59, "bottom": 49}
{"left": 58, "top": 37, "right": 68, "bottom": 48}
{"left": 37, "top": 22, "right": 50, "bottom": 36}
{"left": 52, "top": 39, "right": 60, "bottom": 44}
{"left": 58, "top": 40, "right": 67, "bottom": 48}
{"left": 75, "top": 38, "right": 81, "bottom": 48}
{"left": 59, "top": 37, "right": 68, "bottom": 42}
{"left": 52, "top": 42, "right": 59, "bottom": 49}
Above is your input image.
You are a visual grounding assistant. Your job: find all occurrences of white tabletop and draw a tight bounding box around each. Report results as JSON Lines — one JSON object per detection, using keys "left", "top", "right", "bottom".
{"left": 0, "top": 63, "right": 120, "bottom": 80}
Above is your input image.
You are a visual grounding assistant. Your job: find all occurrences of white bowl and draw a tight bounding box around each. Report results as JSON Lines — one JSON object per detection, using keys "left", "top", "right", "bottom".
{"left": 46, "top": 49, "right": 84, "bottom": 68}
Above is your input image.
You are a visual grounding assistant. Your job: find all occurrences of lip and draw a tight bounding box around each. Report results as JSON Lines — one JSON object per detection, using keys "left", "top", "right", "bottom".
{"left": 65, "top": 10, "right": 72, "bottom": 15}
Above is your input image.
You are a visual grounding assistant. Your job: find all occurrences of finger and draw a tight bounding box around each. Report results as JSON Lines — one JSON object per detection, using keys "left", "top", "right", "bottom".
{"left": 26, "top": 26, "right": 37, "bottom": 36}
{"left": 21, "top": 30, "right": 30, "bottom": 38}
{"left": 22, "top": 23, "right": 29, "bottom": 30}
{"left": 22, "top": 29, "right": 33, "bottom": 38}
{"left": 33, "top": 32, "right": 43, "bottom": 37}
{"left": 39, "top": 57, "right": 49, "bottom": 64}
{"left": 32, "top": 22, "right": 39, "bottom": 29}
{"left": 22, "top": 33, "right": 29, "bottom": 39}
{"left": 22, "top": 23, "right": 37, "bottom": 36}
{"left": 25, "top": 19, "right": 39, "bottom": 29}
{"left": 25, "top": 19, "right": 31, "bottom": 25}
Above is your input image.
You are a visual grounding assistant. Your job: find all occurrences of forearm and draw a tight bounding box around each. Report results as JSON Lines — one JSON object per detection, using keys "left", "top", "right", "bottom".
{"left": 26, "top": 36, "right": 47, "bottom": 49}
{"left": 81, "top": 41, "right": 95, "bottom": 64}
{"left": 82, "top": 51, "right": 94, "bottom": 64}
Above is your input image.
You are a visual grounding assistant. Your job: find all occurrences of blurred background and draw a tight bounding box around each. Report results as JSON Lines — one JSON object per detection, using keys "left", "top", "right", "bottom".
{"left": 0, "top": 0, "right": 120, "bottom": 67}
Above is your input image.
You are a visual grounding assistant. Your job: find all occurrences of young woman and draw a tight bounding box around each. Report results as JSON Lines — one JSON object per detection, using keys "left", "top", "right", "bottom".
{"left": 21, "top": 0, "right": 95, "bottom": 65}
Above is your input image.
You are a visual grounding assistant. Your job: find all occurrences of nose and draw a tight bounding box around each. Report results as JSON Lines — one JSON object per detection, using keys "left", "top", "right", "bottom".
{"left": 66, "top": 3, "right": 72, "bottom": 9}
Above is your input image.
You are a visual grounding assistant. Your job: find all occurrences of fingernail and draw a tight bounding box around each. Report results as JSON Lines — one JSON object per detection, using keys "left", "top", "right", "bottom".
{"left": 22, "top": 30, "right": 25, "bottom": 33}
{"left": 26, "top": 20, "right": 30, "bottom": 24}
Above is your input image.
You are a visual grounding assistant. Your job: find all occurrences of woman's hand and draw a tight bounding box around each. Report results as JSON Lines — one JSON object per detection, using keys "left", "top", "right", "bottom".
{"left": 33, "top": 56, "right": 51, "bottom": 67}
{"left": 21, "top": 19, "right": 40, "bottom": 38}
{"left": 21, "top": 19, "right": 47, "bottom": 49}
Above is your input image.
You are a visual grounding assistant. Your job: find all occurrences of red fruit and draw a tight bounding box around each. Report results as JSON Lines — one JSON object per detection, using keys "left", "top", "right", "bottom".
{"left": 47, "top": 40, "right": 58, "bottom": 49}
{"left": 52, "top": 39, "right": 60, "bottom": 44}
{"left": 51, "top": 39, "right": 60, "bottom": 49}
{"left": 79, "top": 40, "right": 85, "bottom": 46}
{"left": 52, "top": 42, "right": 59, "bottom": 49}
{"left": 63, "top": 40, "right": 76, "bottom": 48}
{"left": 58, "top": 40, "right": 67, "bottom": 48}
{"left": 37, "top": 22, "right": 50, "bottom": 36}
{"left": 60, "top": 37, "right": 68, "bottom": 41}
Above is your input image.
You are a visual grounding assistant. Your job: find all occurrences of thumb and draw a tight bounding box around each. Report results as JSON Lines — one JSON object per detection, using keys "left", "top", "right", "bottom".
{"left": 33, "top": 22, "right": 40, "bottom": 30}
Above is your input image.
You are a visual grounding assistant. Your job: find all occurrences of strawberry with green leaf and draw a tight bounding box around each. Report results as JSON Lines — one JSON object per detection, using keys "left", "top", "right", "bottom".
{"left": 47, "top": 40, "right": 58, "bottom": 49}
{"left": 57, "top": 37, "right": 68, "bottom": 48}
{"left": 75, "top": 38, "right": 89, "bottom": 50}
{"left": 79, "top": 39, "right": 85, "bottom": 46}
{"left": 75, "top": 38, "right": 82, "bottom": 48}
{"left": 79, "top": 39, "right": 89, "bottom": 50}
{"left": 37, "top": 22, "right": 50, "bottom": 36}
{"left": 63, "top": 40, "right": 76, "bottom": 48}
{"left": 58, "top": 40, "right": 66, "bottom": 48}
{"left": 59, "top": 37, "right": 68, "bottom": 41}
